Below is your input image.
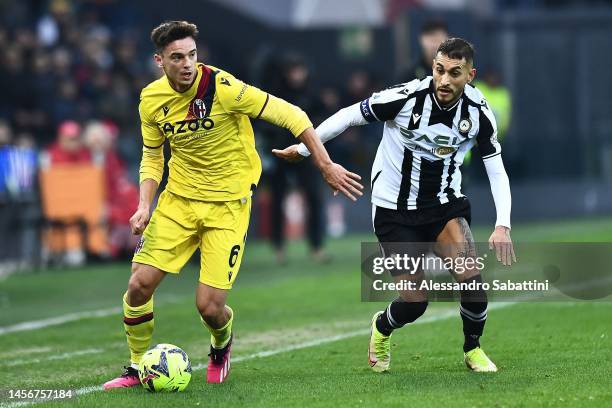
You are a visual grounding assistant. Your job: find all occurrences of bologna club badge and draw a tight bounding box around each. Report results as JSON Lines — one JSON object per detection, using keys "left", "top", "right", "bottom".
{"left": 193, "top": 99, "right": 207, "bottom": 118}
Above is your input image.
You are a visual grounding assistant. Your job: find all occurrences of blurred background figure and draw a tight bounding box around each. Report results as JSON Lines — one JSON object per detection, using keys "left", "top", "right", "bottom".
{"left": 39, "top": 120, "right": 109, "bottom": 266}
{"left": 342, "top": 69, "right": 381, "bottom": 173}
{"left": 474, "top": 69, "right": 512, "bottom": 143}
{"left": 0, "top": 121, "right": 18, "bottom": 273}
{"left": 0, "top": 123, "right": 39, "bottom": 273}
{"left": 42, "top": 120, "right": 90, "bottom": 167}
{"left": 265, "top": 53, "right": 329, "bottom": 264}
{"left": 461, "top": 69, "right": 513, "bottom": 178}
{"left": 315, "top": 85, "right": 349, "bottom": 238}
{"left": 395, "top": 18, "right": 449, "bottom": 83}
{"left": 83, "top": 121, "right": 139, "bottom": 259}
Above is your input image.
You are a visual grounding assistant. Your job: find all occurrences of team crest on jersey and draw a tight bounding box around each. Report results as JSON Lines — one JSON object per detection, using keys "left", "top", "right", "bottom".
{"left": 458, "top": 118, "right": 472, "bottom": 135}
{"left": 193, "top": 99, "right": 207, "bottom": 119}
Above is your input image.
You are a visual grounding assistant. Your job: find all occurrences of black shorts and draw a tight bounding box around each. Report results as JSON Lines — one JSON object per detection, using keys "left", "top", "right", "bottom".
{"left": 374, "top": 197, "right": 471, "bottom": 243}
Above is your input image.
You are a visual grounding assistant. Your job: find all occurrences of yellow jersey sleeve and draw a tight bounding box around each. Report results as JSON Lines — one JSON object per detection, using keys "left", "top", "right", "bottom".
{"left": 139, "top": 146, "right": 164, "bottom": 185}
{"left": 216, "top": 72, "right": 312, "bottom": 137}
{"left": 139, "top": 97, "right": 165, "bottom": 148}
{"left": 138, "top": 96, "right": 165, "bottom": 184}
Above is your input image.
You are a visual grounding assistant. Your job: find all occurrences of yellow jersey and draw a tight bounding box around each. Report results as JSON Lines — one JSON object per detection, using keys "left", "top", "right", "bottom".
{"left": 138, "top": 63, "right": 312, "bottom": 201}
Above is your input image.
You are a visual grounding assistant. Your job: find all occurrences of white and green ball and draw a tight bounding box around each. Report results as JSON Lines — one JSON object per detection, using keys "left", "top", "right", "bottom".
{"left": 138, "top": 344, "right": 192, "bottom": 392}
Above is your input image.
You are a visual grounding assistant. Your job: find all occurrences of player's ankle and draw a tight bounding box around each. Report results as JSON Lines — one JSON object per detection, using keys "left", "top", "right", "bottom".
{"left": 463, "top": 334, "right": 481, "bottom": 352}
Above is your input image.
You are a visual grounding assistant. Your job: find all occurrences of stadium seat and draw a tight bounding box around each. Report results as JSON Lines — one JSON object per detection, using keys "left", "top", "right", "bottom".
{"left": 39, "top": 165, "right": 108, "bottom": 265}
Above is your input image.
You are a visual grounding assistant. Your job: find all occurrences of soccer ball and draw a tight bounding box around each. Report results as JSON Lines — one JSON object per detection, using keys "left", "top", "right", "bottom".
{"left": 138, "top": 344, "right": 192, "bottom": 392}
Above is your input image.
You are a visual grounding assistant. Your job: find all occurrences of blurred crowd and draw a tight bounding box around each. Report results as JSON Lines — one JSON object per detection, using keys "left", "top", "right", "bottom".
{"left": 0, "top": 118, "right": 141, "bottom": 268}
{"left": 0, "top": 0, "right": 391, "bottom": 270}
{"left": 0, "top": 0, "right": 516, "bottom": 272}
{"left": 0, "top": 0, "right": 152, "bottom": 270}
{"left": 0, "top": 0, "right": 152, "bottom": 149}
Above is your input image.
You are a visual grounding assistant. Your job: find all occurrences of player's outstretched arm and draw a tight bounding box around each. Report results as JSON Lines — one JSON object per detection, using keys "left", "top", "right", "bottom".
{"left": 216, "top": 72, "right": 365, "bottom": 200}
{"left": 484, "top": 155, "right": 516, "bottom": 266}
{"left": 296, "top": 126, "right": 363, "bottom": 201}
{"left": 273, "top": 102, "right": 368, "bottom": 162}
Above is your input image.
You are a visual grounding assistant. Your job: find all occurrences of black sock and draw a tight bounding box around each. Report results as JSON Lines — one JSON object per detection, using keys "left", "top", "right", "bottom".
{"left": 459, "top": 275, "right": 488, "bottom": 352}
{"left": 375, "top": 310, "right": 394, "bottom": 336}
{"left": 375, "top": 299, "right": 428, "bottom": 336}
{"left": 463, "top": 334, "right": 481, "bottom": 352}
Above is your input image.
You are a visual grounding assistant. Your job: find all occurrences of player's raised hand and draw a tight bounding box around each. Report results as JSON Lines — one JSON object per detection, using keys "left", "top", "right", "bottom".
{"left": 488, "top": 226, "right": 516, "bottom": 266}
{"left": 271, "top": 144, "right": 304, "bottom": 163}
{"left": 320, "top": 162, "right": 364, "bottom": 201}
{"left": 129, "top": 207, "right": 151, "bottom": 235}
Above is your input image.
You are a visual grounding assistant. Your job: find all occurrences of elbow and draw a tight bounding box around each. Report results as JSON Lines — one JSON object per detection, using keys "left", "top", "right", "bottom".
{"left": 291, "top": 109, "right": 313, "bottom": 137}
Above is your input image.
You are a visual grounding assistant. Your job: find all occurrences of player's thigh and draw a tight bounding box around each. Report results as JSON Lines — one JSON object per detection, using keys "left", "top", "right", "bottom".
{"left": 374, "top": 206, "right": 430, "bottom": 301}
{"left": 199, "top": 198, "right": 251, "bottom": 289}
{"left": 133, "top": 191, "right": 200, "bottom": 274}
{"left": 435, "top": 217, "right": 479, "bottom": 282}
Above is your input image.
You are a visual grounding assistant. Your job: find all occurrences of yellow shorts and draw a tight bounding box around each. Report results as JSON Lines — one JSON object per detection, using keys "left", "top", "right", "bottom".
{"left": 133, "top": 190, "right": 251, "bottom": 289}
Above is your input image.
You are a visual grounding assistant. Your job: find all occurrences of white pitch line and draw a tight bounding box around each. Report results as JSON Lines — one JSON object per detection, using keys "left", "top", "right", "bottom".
{"left": 0, "top": 297, "right": 185, "bottom": 336}
{"left": 2, "top": 348, "right": 105, "bottom": 368}
{"left": 0, "top": 347, "right": 52, "bottom": 358}
{"left": 0, "top": 302, "right": 516, "bottom": 408}
{"left": 0, "top": 308, "right": 122, "bottom": 336}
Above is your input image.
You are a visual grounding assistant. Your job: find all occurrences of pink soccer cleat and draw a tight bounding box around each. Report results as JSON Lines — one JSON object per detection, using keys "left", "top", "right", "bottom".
{"left": 206, "top": 335, "right": 232, "bottom": 383}
{"left": 103, "top": 366, "right": 141, "bottom": 389}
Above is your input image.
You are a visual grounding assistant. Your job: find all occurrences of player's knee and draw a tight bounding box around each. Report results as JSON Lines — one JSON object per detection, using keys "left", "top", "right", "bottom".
{"left": 127, "top": 266, "right": 156, "bottom": 305}
{"left": 196, "top": 298, "right": 224, "bottom": 323}
{"left": 389, "top": 299, "right": 428, "bottom": 328}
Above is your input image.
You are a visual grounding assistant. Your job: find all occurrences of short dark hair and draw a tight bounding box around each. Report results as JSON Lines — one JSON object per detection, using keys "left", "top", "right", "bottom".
{"left": 421, "top": 19, "right": 448, "bottom": 35}
{"left": 151, "top": 21, "right": 199, "bottom": 52}
{"left": 436, "top": 38, "right": 475, "bottom": 64}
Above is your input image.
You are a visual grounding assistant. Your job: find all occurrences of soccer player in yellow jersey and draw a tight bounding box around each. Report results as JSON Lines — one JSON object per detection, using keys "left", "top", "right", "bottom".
{"left": 103, "top": 21, "right": 363, "bottom": 389}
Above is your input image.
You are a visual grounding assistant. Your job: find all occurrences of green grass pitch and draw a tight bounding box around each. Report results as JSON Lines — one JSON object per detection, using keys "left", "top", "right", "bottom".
{"left": 0, "top": 217, "right": 611, "bottom": 407}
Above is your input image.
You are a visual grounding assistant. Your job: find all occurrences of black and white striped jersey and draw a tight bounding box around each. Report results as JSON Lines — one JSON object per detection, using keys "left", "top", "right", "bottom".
{"left": 361, "top": 77, "right": 500, "bottom": 211}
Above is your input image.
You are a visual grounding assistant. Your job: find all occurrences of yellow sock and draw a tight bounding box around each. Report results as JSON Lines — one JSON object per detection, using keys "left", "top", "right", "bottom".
{"left": 123, "top": 292, "right": 154, "bottom": 365}
{"left": 201, "top": 305, "right": 233, "bottom": 349}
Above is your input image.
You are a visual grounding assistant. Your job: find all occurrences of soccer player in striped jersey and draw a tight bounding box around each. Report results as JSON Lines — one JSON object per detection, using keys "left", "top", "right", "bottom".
{"left": 103, "top": 21, "right": 363, "bottom": 389}
{"left": 273, "top": 38, "right": 516, "bottom": 373}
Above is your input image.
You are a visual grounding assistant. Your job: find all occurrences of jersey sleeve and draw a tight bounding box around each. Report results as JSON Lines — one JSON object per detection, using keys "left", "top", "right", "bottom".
{"left": 139, "top": 145, "right": 164, "bottom": 185}
{"left": 476, "top": 103, "right": 502, "bottom": 160}
{"left": 216, "top": 73, "right": 312, "bottom": 137}
{"left": 215, "top": 73, "right": 268, "bottom": 118}
{"left": 139, "top": 97, "right": 165, "bottom": 149}
{"left": 359, "top": 80, "right": 417, "bottom": 123}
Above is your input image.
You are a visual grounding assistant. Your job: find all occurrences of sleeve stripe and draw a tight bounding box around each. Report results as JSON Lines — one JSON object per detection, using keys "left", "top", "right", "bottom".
{"left": 143, "top": 141, "right": 165, "bottom": 149}
{"left": 256, "top": 93, "right": 270, "bottom": 119}
{"left": 482, "top": 151, "right": 501, "bottom": 160}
